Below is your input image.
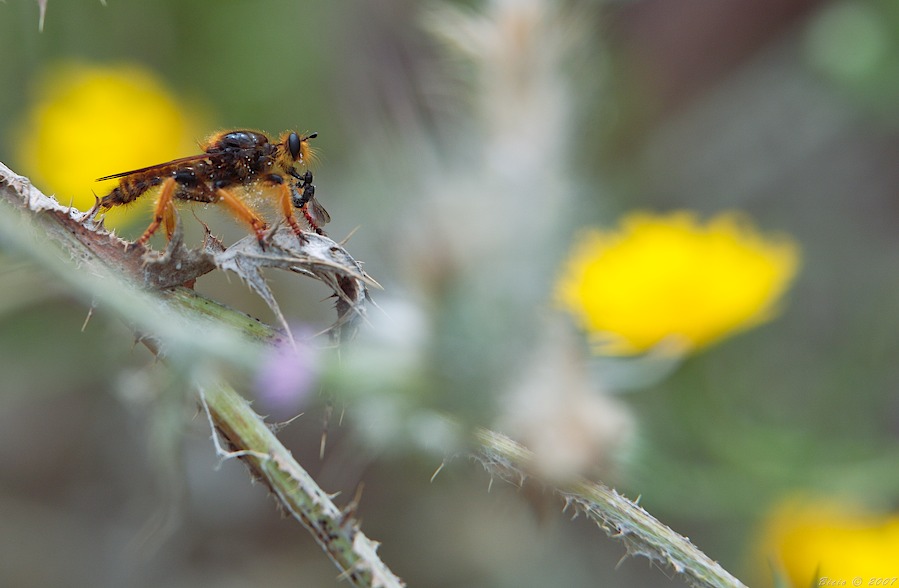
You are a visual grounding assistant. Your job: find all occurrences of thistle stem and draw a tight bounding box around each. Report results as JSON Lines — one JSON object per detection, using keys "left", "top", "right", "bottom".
{"left": 475, "top": 428, "right": 748, "bottom": 588}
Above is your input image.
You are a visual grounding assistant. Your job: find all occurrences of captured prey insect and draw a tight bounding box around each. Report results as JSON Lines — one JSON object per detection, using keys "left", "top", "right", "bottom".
{"left": 95, "top": 130, "right": 330, "bottom": 248}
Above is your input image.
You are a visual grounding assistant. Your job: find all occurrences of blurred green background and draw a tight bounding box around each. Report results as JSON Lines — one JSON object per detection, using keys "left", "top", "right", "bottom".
{"left": 1, "top": 0, "right": 898, "bottom": 587}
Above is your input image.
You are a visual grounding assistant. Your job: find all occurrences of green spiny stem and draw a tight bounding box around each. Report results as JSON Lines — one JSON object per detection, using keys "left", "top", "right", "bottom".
{"left": 475, "top": 428, "right": 749, "bottom": 588}
{"left": 199, "top": 380, "right": 405, "bottom": 588}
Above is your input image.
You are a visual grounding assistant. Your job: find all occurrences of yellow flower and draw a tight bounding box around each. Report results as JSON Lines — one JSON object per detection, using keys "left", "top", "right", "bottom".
{"left": 16, "top": 62, "right": 201, "bottom": 229}
{"left": 757, "top": 497, "right": 899, "bottom": 586}
{"left": 555, "top": 211, "right": 799, "bottom": 355}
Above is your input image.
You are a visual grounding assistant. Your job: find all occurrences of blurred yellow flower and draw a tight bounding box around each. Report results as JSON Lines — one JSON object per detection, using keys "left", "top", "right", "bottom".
{"left": 757, "top": 497, "right": 899, "bottom": 586}
{"left": 16, "top": 62, "right": 200, "bottom": 229}
{"left": 556, "top": 211, "right": 799, "bottom": 355}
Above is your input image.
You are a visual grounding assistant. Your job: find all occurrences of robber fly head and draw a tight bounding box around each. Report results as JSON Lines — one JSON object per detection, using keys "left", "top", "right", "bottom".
{"left": 284, "top": 131, "right": 318, "bottom": 166}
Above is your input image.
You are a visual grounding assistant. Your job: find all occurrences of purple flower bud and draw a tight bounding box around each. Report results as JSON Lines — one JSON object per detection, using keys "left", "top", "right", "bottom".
{"left": 254, "top": 330, "right": 320, "bottom": 417}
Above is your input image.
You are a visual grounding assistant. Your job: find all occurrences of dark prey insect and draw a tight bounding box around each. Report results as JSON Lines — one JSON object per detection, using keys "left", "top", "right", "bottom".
{"left": 96, "top": 130, "right": 330, "bottom": 248}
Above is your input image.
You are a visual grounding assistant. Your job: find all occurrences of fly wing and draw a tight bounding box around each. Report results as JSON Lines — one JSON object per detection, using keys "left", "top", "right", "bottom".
{"left": 95, "top": 153, "right": 212, "bottom": 182}
{"left": 306, "top": 197, "right": 331, "bottom": 226}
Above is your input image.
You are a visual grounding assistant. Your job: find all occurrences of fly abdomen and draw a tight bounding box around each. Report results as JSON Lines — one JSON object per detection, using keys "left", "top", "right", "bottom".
{"left": 99, "top": 175, "right": 164, "bottom": 208}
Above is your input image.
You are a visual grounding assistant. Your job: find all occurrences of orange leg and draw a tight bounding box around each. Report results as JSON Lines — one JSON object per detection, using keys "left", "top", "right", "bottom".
{"left": 274, "top": 180, "right": 306, "bottom": 243}
{"left": 136, "top": 177, "right": 177, "bottom": 247}
{"left": 163, "top": 197, "right": 177, "bottom": 241}
{"left": 215, "top": 187, "right": 268, "bottom": 246}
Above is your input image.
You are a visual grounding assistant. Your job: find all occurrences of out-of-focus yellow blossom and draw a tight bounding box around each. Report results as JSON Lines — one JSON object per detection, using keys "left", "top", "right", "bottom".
{"left": 556, "top": 211, "right": 799, "bottom": 355}
{"left": 757, "top": 497, "right": 899, "bottom": 586}
{"left": 17, "top": 62, "right": 200, "bottom": 229}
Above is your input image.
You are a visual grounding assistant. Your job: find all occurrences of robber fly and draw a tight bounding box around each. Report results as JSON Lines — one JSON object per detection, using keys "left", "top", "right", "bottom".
{"left": 96, "top": 130, "right": 331, "bottom": 248}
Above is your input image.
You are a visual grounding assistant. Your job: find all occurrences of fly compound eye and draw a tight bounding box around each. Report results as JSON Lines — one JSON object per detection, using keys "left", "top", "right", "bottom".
{"left": 288, "top": 132, "right": 302, "bottom": 160}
